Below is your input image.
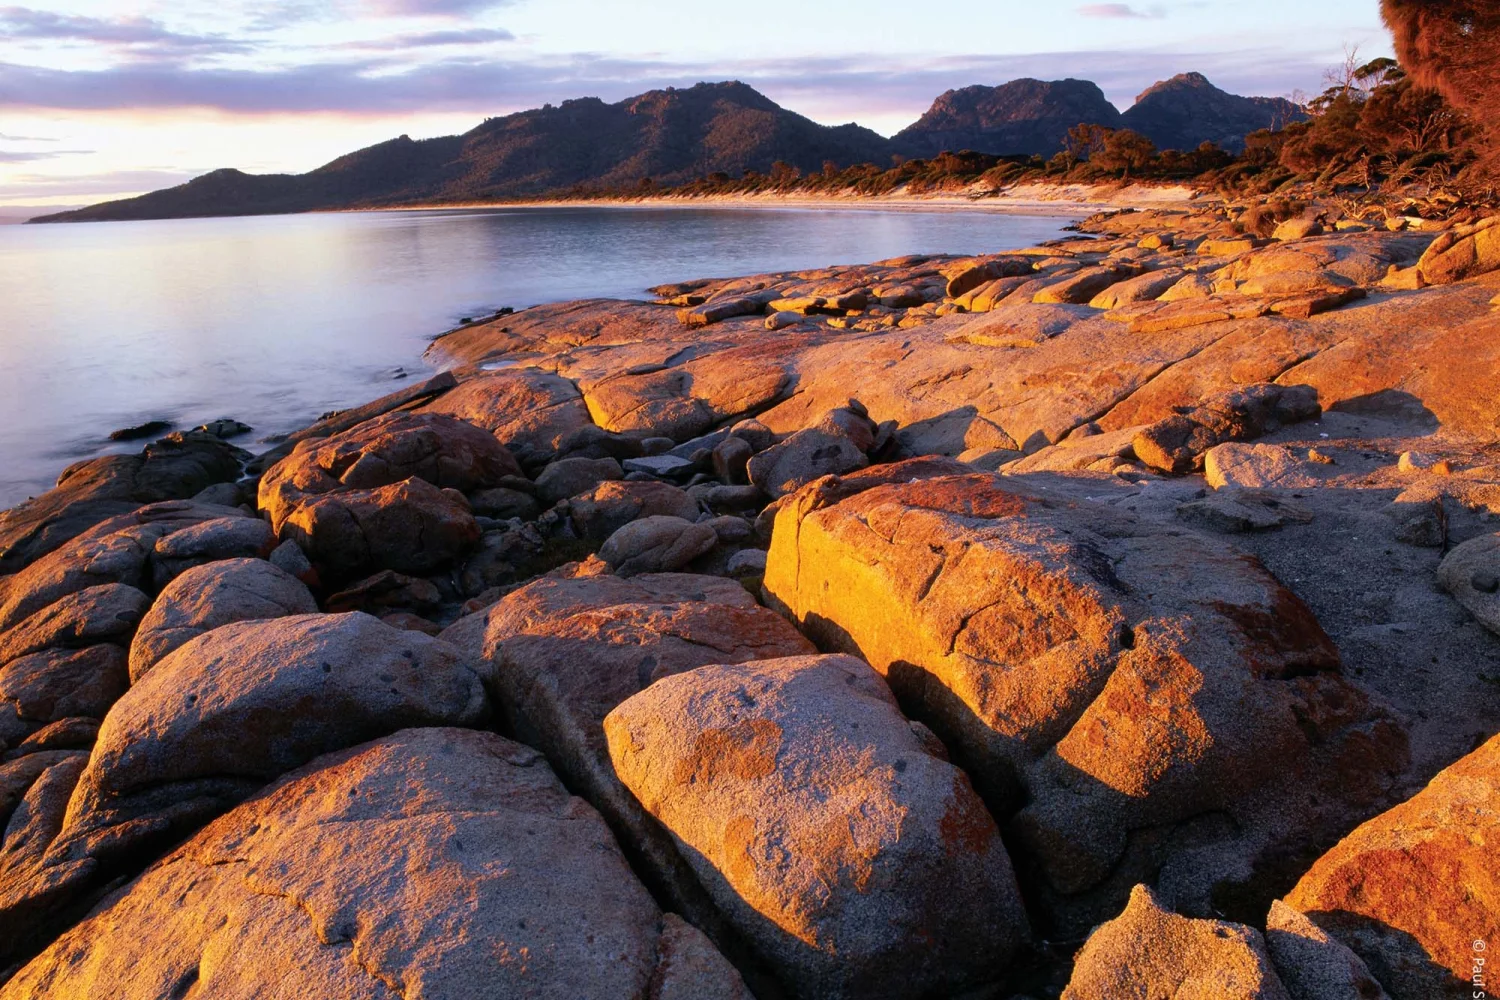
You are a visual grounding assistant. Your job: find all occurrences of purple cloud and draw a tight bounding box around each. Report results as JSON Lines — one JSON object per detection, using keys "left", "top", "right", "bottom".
{"left": 0, "top": 148, "right": 91, "bottom": 162}
{"left": 0, "top": 168, "right": 199, "bottom": 199}
{"left": 0, "top": 6, "right": 251, "bottom": 53}
{"left": 0, "top": 48, "right": 1327, "bottom": 123}
{"left": 1078, "top": 4, "right": 1159, "bottom": 17}
{"left": 364, "top": 0, "right": 520, "bottom": 15}
{"left": 340, "top": 27, "right": 516, "bottom": 50}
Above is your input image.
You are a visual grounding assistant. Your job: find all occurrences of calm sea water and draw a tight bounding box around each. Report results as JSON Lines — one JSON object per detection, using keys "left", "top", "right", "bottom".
{"left": 0, "top": 206, "right": 1075, "bottom": 508}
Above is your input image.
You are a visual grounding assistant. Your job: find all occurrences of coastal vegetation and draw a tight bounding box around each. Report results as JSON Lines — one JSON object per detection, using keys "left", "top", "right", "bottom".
{"left": 568, "top": 53, "right": 1492, "bottom": 220}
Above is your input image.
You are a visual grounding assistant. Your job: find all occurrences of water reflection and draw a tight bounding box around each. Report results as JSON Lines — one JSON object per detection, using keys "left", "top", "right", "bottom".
{"left": 0, "top": 206, "right": 1074, "bottom": 506}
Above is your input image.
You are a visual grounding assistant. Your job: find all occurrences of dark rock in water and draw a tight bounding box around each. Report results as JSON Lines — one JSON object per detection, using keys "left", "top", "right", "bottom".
{"left": 0, "top": 434, "right": 249, "bottom": 576}
{"left": 107, "top": 420, "right": 171, "bottom": 442}
{"left": 192, "top": 418, "right": 251, "bottom": 439}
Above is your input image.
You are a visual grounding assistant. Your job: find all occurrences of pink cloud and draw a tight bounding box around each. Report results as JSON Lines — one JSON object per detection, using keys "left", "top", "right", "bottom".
{"left": 1078, "top": 4, "right": 1159, "bottom": 18}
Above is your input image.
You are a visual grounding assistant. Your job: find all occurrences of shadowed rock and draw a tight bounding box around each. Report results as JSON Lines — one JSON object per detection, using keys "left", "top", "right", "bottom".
{"left": 599, "top": 516, "right": 718, "bottom": 576}
{"left": 1265, "top": 899, "right": 1390, "bottom": 1000}
{"left": 565, "top": 480, "right": 701, "bottom": 542}
{"left": 1133, "top": 383, "right": 1321, "bottom": 474}
{"left": 0, "top": 433, "right": 247, "bottom": 577}
{"left": 1436, "top": 531, "right": 1500, "bottom": 636}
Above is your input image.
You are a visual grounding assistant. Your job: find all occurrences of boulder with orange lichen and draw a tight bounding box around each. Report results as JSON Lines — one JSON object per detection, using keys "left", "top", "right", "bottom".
{"left": 604, "top": 653, "right": 1029, "bottom": 1000}
{"left": 762, "top": 460, "right": 1406, "bottom": 932}
{"left": 1284, "top": 733, "right": 1500, "bottom": 1000}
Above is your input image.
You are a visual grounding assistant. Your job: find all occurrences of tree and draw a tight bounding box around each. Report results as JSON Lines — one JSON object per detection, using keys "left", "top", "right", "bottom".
{"left": 1064, "top": 123, "right": 1111, "bottom": 167}
{"left": 1382, "top": 0, "right": 1500, "bottom": 172}
{"left": 769, "top": 160, "right": 801, "bottom": 188}
{"left": 1093, "top": 130, "right": 1157, "bottom": 178}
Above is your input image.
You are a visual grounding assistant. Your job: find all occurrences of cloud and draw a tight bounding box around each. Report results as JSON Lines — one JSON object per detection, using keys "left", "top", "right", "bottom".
{"left": 364, "top": 0, "right": 520, "bottom": 16}
{"left": 0, "top": 132, "right": 56, "bottom": 141}
{"left": 0, "top": 47, "right": 1332, "bottom": 124}
{"left": 340, "top": 27, "right": 516, "bottom": 50}
{"left": 1078, "top": 4, "right": 1160, "bottom": 18}
{"left": 0, "top": 6, "right": 251, "bottom": 53}
{"left": 0, "top": 168, "right": 199, "bottom": 199}
{"left": 0, "top": 148, "right": 90, "bottom": 162}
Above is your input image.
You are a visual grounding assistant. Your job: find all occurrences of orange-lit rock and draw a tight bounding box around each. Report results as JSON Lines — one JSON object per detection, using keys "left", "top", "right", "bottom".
{"left": 1062, "top": 884, "right": 1291, "bottom": 1000}
{"left": 0, "top": 613, "right": 487, "bottom": 971}
{"left": 454, "top": 573, "right": 813, "bottom": 951}
{"left": 0, "top": 728, "right": 752, "bottom": 1000}
{"left": 605, "top": 653, "right": 1030, "bottom": 1000}
{"left": 418, "top": 366, "right": 593, "bottom": 464}
{"left": 762, "top": 465, "right": 1403, "bottom": 930}
{"left": 258, "top": 412, "right": 518, "bottom": 579}
{"left": 1284, "top": 733, "right": 1500, "bottom": 1000}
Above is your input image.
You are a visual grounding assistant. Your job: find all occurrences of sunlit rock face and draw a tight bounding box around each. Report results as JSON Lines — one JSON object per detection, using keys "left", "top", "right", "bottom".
{"left": 0, "top": 728, "right": 752, "bottom": 1000}
{"left": 606, "top": 653, "right": 1031, "bottom": 999}
{"left": 762, "top": 463, "right": 1407, "bottom": 933}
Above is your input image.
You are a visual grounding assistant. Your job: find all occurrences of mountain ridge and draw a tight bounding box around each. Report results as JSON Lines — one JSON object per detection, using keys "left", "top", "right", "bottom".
{"left": 34, "top": 74, "right": 1297, "bottom": 223}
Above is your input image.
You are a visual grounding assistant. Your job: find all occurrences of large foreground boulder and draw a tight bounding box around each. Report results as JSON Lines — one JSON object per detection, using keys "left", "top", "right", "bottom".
{"left": 605, "top": 654, "right": 1030, "bottom": 1000}
{"left": 1062, "top": 884, "right": 1291, "bottom": 1000}
{"left": 0, "top": 613, "right": 489, "bottom": 971}
{"left": 0, "top": 728, "right": 751, "bottom": 999}
{"left": 456, "top": 573, "right": 813, "bottom": 950}
{"left": 1284, "top": 733, "right": 1500, "bottom": 999}
{"left": 762, "top": 460, "right": 1405, "bottom": 931}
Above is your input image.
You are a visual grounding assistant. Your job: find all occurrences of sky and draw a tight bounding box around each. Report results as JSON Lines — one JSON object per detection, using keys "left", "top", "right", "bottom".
{"left": 0, "top": 0, "right": 1394, "bottom": 209}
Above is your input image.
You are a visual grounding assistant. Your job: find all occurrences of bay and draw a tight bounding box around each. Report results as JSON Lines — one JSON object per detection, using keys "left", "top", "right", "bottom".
{"left": 0, "top": 205, "right": 1075, "bottom": 508}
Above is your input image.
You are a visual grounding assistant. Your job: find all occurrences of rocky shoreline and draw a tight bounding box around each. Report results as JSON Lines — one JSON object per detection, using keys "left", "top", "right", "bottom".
{"left": 0, "top": 198, "right": 1496, "bottom": 998}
